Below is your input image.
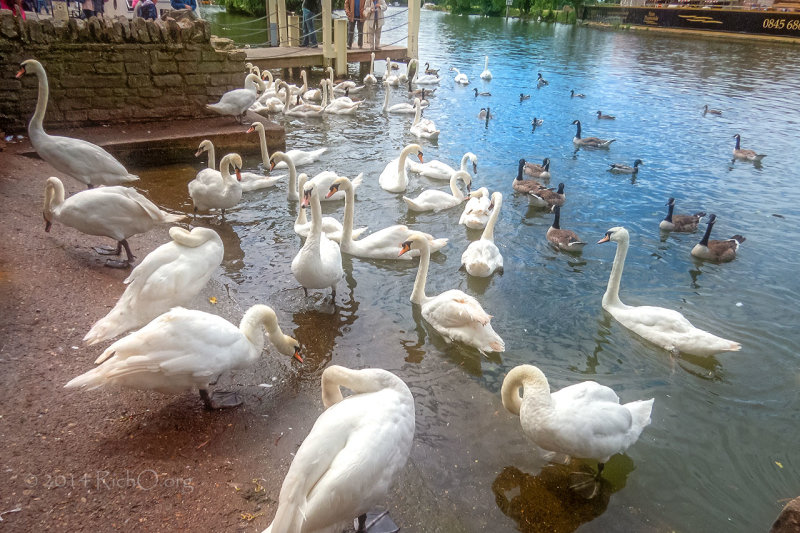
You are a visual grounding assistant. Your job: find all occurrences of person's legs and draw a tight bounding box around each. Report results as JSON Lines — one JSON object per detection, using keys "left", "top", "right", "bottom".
{"left": 356, "top": 18, "right": 364, "bottom": 48}
{"left": 304, "top": 8, "right": 317, "bottom": 46}
{"left": 82, "top": 8, "right": 94, "bottom": 17}
{"left": 301, "top": 8, "right": 310, "bottom": 46}
{"left": 347, "top": 19, "right": 355, "bottom": 48}
{"left": 373, "top": 25, "right": 381, "bottom": 49}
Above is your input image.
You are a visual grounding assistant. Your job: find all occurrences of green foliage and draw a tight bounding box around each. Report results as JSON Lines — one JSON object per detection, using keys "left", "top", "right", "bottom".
{"left": 446, "top": 0, "right": 472, "bottom": 15}
{"left": 219, "top": 0, "right": 266, "bottom": 16}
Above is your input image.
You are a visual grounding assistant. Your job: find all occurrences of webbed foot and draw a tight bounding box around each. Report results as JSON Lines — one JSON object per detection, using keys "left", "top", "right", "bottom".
{"left": 94, "top": 244, "right": 121, "bottom": 255}
{"left": 354, "top": 510, "right": 399, "bottom": 533}
{"left": 569, "top": 471, "right": 600, "bottom": 499}
{"left": 200, "top": 389, "right": 244, "bottom": 410}
{"left": 104, "top": 258, "right": 132, "bottom": 269}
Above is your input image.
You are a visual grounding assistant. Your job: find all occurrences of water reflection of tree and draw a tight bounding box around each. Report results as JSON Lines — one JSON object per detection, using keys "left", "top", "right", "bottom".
{"left": 492, "top": 454, "right": 635, "bottom": 533}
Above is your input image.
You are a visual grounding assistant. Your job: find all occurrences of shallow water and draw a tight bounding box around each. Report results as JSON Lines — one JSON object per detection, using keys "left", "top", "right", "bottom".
{"left": 138, "top": 12, "right": 800, "bottom": 532}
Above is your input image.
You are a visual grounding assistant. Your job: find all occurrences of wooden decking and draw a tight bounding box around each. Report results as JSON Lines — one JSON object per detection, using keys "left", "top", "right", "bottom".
{"left": 240, "top": 45, "right": 409, "bottom": 70}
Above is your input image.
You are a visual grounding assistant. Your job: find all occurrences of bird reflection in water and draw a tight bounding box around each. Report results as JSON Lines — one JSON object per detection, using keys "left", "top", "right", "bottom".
{"left": 492, "top": 454, "right": 634, "bottom": 533}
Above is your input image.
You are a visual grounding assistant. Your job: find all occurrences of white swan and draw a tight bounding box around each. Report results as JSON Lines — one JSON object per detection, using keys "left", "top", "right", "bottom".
{"left": 262, "top": 366, "right": 414, "bottom": 533}
{"left": 84, "top": 227, "right": 224, "bottom": 345}
{"left": 280, "top": 81, "right": 324, "bottom": 118}
{"left": 66, "top": 305, "right": 302, "bottom": 409}
{"left": 461, "top": 192, "right": 503, "bottom": 277}
{"left": 479, "top": 55, "right": 492, "bottom": 80}
{"left": 16, "top": 59, "right": 138, "bottom": 188}
{"left": 196, "top": 138, "right": 276, "bottom": 192}
{"left": 403, "top": 169, "right": 471, "bottom": 213}
{"left": 410, "top": 98, "right": 440, "bottom": 140}
{"left": 379, "top": 143, "right": 424, "bottom": 193}
{"left": 294, "top": 173, "right": 368, "bottom": 243}
{"left": 363, "top": 52, "right": 378, "bottom": 84}
{"left": 459, "top": 187, "right": 491, "bottom": 230}
{"left": 407, "top": 151, "right": 477, "bottom": 181}
{"left": 400, "top": 232, "right": 504, "bottom": 353}
{"left": 501, "top": 364, "right": 654, "bottom": 498}
{"left": 322, "top": 79, "right": 361, "bottom": 115}
{"left": 383, "top": 59, "right": 400, "bottom": 87}
{"left": 598, "top": 226, "right": 741, "bottom": 356}
{"left": 188, "top": 153, "right": 243, "bottom": 214}
{"left": 310, "top": 168, "right": 364, "bottom": 203}
{"left": 299, "top": 70, "right": 323, "bottom": 102}
{"left": 450, "top": 67, "right": 469, "bottom": 85}
{"left": 43, "top": 177, "right": 184, "bottom": 268}
{"left": 382, "top": 79, "right": 420, "bottom": 114}
{"left": 327, "top": 177, "right": 448, "bottom": 260}
{"left": 412, "top": 59, "right": 441, "bottom": 85}
{"left": 326, "top": 66, "right": 363, "bottom": 93}
{"left": 252, "top": 121, "right": 326, "bottom": 169}
{"left": 207, "top": 73, "right": 266, "bottom": 122}
{"left": 292, "top": 181, "right": 344, "bottom": 297}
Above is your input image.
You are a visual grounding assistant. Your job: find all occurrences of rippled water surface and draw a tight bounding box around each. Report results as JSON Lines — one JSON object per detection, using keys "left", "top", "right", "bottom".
{"left": 139, "top": 12, "right": 800, "bottom": 532}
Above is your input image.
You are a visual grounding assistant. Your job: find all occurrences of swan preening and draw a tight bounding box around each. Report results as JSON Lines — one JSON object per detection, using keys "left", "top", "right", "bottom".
{"left": 691, "top": 214, "right": 745, "bottom": 262}
{"left": 66, "top": 305, "right": 302, "bottom": 409}
{"left": 459, "top": 187, "right": 491, "bottom": 229}
{"left": 401, "top": 232, "right": 504, "bottom": 353}
{"left": 408, "top": 151, "right": 477, "bottom": 181}
{"left": 598, "top": 226, "right": 741, "bottom": 356}
{"left": 43, "top": 177, "right": 185, "bottom": 268}
{"left": 17, "top": 60, "right": 138, "bottom": 188}
{"left": 461, "top": 192, "right": 503, "bottom": 277}
{"left": 207, "top": 73, "right": 267, "bottom": 123}
{"left": 263, "top": 366, "right": 414, "bottom": 533}
{"left": 402, "top": 169, "right": 471, "bottom": 213}
{"left": 501, "top": 364, "right": 654, "bottom": 498}
{"left": 84, "top": 227, "right": 224, "bottom": 345}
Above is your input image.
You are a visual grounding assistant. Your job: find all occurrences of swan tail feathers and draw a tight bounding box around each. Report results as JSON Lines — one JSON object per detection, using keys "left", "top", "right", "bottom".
{"left": 84, "top": 316, "right": 130, "bottom": 347}
{"left": 430, "top": 238, "right": 448, "bottom": 252}
{"left": 64, "top": 367, "right": 106, "bottom": 390}
{"left": 624, "top": 398, "right": 654, "bottom": 438}
{"left": 465, "top": 261, "right": 491, "bottom": 278}
{"left": 351, "top": 173, "right": 364, "bottom": 188}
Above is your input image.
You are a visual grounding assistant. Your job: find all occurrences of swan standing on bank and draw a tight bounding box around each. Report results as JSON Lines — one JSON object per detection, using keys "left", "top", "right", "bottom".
{"left": 410, "top": 98, "right": 440, "bottom": 140}
{"left": 16, "top": 60, "right": 138, "bottom": 188}
{"left": 379, "top": 143, "right": 424, "bottom": 193}
{"left": 262, "top": 366, "right": 414, "bottom": 533}
{"left": 43, "top": 177, "right": 184, "bottom": 268}
{"left": 598, "top": 226, "right": 741, "bottom": 356}
{"left": 403, "top": 169, "right": 471, "bottom": 213}
{"left": 84, "top": 227, "right": 224, "bottom": 345}
{"left": 207, "top": 73, "right": 266, "bottom": 123}
{"left": 407, "top": 151, "right": 477, "bottom": 181}
{"left": 479, "top": 56, "right": 492, "bottom": 80}
{"left": 327, "top": 177, "right": 448, "bottom": 260}
{"left": 66, "top": 305, "right": 302, "bottom": 409}
{"left": 188, "top": 153, "right": 243, "bottom": 215}
{"left": 401, "top": 233, "right": 504, "bottom": 353}
{"left": 501, "top": 364, "right": 654, "bottom": 499}
{"left": 459, "top": 187, "right": 491, "bottom": 230}
{"left": 461, "top": 192, "right": 503, "bottom": 277}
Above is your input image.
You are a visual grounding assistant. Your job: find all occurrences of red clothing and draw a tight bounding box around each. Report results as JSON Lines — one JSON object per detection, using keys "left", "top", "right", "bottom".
{"left": 344, "top": 0, "right": 364, "bottom": 22}
{"left": 1, "top": 0, "right": 26, "bottom": 18}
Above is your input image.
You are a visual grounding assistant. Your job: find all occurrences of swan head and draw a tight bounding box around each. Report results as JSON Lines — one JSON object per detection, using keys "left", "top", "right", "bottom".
{"left": 246, "top": 122, "right": 265, "bottom": 134}
{"left": 398, "top": 232, "right": 430, "bottom": 257}
{"left": 468, "top": 153, "right": 478, "bottom": 173}
{"left": 260, "top": 70, "right": 274, "bottom": 83}
{"left": 220, "top": 153, "right": 243, "bottom": 181}
{"left": 598, "top": 226, "right": 628, "bottom": 245}
{"left": 468, "top": 187, "right": 489, "bottom": 199}
{"left": 455, "top": 170, "right": 472, "bottom": 193}
{"left": 301, "top": 179, "right": 317, "bottom": 208}
{"left": 195, "top": 140, "right": 213, "bottom": 157}
{"left": 276, "top": 334, "right": 303, "bottom": 363}
{"left": 269, "top": 151, "right": 289, "bottom": 172}
{"left": 326, "top": 176, "right": 350, "bottom": 198}
{"left": 489, "top": 191, "right": 502, "bottom": 210}
{"left": 16, "top": 59, "right": 43, "bottom": 79}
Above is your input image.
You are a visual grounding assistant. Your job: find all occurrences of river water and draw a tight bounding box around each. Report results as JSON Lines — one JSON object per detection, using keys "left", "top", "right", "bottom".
{"left": 138, "top": 10, "right": 800, "bottom": 532}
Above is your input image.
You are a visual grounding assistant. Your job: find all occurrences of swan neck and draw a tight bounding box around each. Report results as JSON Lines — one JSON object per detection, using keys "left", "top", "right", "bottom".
{"left": 239, "top": 306, "right": 271, "bottom": 354}
{"left": 320, "top": 366, "right": 400, "bottom": 409}
{"left": 604, "top": 237, "right": 628, "bottom": 308}
{"left": 308, "top": 187, "right": 323, "bottom": 241}
{"left": 410, "top": 241, "right": 430, "bottom": 304}
{"left": 207, "top": 144, "right": 216, "bottom": 169}
{"left": 341, "top": 180, "right": 355, "bottom": 246}
{"left": 286, "top": 157, "right": 298, "bottom": 201}
{"left": 44, "top": 177, "right": 65, "bottom": 217}
{"left": 482, "top": 195, "right": 501, "bottom": 241}
{"left": 29, "top": 64, "right": 49, "bottom": 135}
{"left": 412, "top": 100, "right": 421, "bottom": 125}
{"left": 501, "top": 365, "right": 552, "bottom": 417}
{"left": 257, "top": 125, "right": 269, "bottom": 166}
{"left": 382, "top": 83, "right": 389, "bottom": 112}
{"left": 449, "top": 172, "right": 464, "bottom": 200}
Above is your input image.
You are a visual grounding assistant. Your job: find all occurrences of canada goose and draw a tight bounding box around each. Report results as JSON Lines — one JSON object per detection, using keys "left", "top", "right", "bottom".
{"left": 732, "top": 134, "right": 766, "bottom": 162}
{"left": 596, "top": 110, "right": 615, "bottom": 120}
{"left": 473, "top": 88, "right": 491, "bottom": 97}
{"left": 408, "top": 81, "right": 435, "bottom": 98}
{"left": 529, "top": 182, "right": 565, "bottom": 208}
{"left": 609, "top": 159, "right": 643, "bottom": 174}
{"left": 691, "top": 214, "right": 745, "bottom": 262}
{"left": 703, "top": 104, "right": 722, "bottom": 116}
{"left": 547, "top": 205, "right": 585, "bottom": 253}
{"left": 570, "top": 89, "right": 585, "bottom": 98}
{"left": 424, "top": 62, "right": 439, "bottom": 76}
{"left": 512, "top": 159, "right": 545, "bottom": 194}
{"left": 660, "top": 197, "right": 705, "bottom": 232}
{"left": 523, "top": 157, "right": 551, "bottom": 179}
{"left": 478, "top": 107, "right": 494, "bottom": 120}
{"left": 531, "top": 117, "right": 544, "bottom": 127}
{"left": 520, "top": 93, "right": 531, "bottom": 102}
{"left": 537, "top": 72, "right": 549, "bottom": 87}
{"left": 572, "top": 120, "right": 615, "bottom": 148}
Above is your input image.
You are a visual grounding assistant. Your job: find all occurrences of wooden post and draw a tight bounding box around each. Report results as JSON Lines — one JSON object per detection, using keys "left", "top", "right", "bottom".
{"left": 267, "top": 0, "right": 278, "bottom": 46}
{"left": 407, "top": 0, "right": 419, "bottom": 59}
{"left": 288, "top": 14, "right": 300, "bottom": 46}
{"left": 278, "top": 0, "right": 288, "bottom": 46}
{"left": 322, "top": 0, "right": 333, "bottom": 63}
{"left": 334, "top": 18, "right": 348, "bottom": 77}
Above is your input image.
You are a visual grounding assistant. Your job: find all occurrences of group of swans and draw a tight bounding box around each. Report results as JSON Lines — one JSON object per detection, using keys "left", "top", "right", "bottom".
{"left": 408, "top": 151, "right": 477, "bottom": 181}
{"left": 188, "top": 153, "right": 244, "bottom": 214}
{"left": 207, "top": 73, "right": 267, "bottom": 123}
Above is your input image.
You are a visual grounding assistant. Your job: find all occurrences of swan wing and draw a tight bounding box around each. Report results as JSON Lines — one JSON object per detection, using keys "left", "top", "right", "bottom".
{"left": 403, "top": 189, "right": 459, "bottom": 212}
{"left": 36, "top": 134, "right": 137, "bottom": 185}
{"left": 425, "top": 290, "right": 492, "bottom": 328}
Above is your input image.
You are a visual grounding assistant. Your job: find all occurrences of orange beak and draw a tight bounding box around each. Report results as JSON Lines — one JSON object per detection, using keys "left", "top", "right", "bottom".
{"left": 326, "top": 184, "right": 339, "bottom": 199}
{"left": 194, "top": 149, "right": 203, "bottom": 157}
{"left": 269, "top": 160, "right": 276, "bottom": 172}
{"left": 417, "top": 151, "right": 424, "bottom": 163}
{"left": 399, "top": 241, "right": 412, "bottom": 257}
{"left": 246, "top": 126, "right": 255, "bottom": 134}
{"left": 301, "top": 191, "right": 310, "bottom": 207}
{"left": 293, "top": 347, "right": 303, "bottom": 363}
{"left": 235, "top": 168, "right": 242, "bottom": 182}
{"left": 44, "top": 213, "right": 51, "bottom": 232}
{"left": 597, "top": 235, "right": 610, "bottom": 244}
{"left": 15, "top": 67, "right": 25, "bottom": 79}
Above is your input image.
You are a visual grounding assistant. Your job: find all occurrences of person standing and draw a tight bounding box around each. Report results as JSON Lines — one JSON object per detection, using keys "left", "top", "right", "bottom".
{"left": 363, "top": 0, "right": 386, "bottom": 50}
{"left": 81, "top": 0, "right": 95, "bottom": 18}
{"left": 345, "top": 0, "right": 365, "bottom": 49}
{"left": 301, "top": 0, "right": 319, "bottom": 47}
{"left": 170, "top": 0, "right": 196, "bottom": 12}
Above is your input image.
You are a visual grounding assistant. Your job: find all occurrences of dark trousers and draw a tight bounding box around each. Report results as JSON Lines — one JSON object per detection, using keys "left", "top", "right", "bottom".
{"left": 301, "top": 7, "right": 317, "bottom": 46}
{"left": 347, "top": 18, "right": 363, "bottom": 48}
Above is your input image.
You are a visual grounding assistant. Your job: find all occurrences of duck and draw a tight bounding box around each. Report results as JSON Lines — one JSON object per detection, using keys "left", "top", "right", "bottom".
{"left": 403, "top": 170, "right": 472, "bottom": 213}
{"left": 479, "top": 55, "right": 492, "bottom": 80}
{"left": 16, "top": 59, "right": 139, "bottom": 189}
{"left": 207, "top": 73, "right": 266, "bottom": 123}
{"left": 364, "top": 52, "right": 378, "bottom": 84}
{"left": 520, "top": 93, "right": 531, "bottom": 102}
{"left": 410, "top": 98, "right": 440, "bottom": 140}
{"left": 598, "top": 226, "right": 741, "bottom": 356}
{"left": 382, "top": 79, "right": 420, "bottom": 114}
{"left": 691, "top": 214, "right": 745, "bottom": 262}
{"left": 280, "top": 81, "right": 324, "bottom": 118}
{"left": 407, "top": 151, "right": 477, "bottom": 181}
{"left": 424, "top": 62, "right": 439, "bottom": 76}
{"left": 65, "top": 305, "right": 302, "bottom": 409}
{"left": 572, "top": 120, "right": 615, "bottom": 148}
{"left": 512, "top": 159, "right": 545, "bottom": 194}
{"left": 478, "top": 107, "right": 494, "bottom": 120}
{"left": 474, "top": 88, "right": 491, "bottom": 97}
{"left": 537, "top": 72, "right": 549, "bottom": 87}
{"left": 732, "top": 134, "right": 766, "bottom": 162}
{"left": 379, "top": 143, "right": 424, "bottom": 193}
{"left": 83, "top": 227, "right": 224, "bottom": 345}
{"left": 383, "top": 59, "right": 400, "bottom": 87}
{"left": 501, "top": 364, "right": 654, "bottom": 499}
{"left": 459, "top": 187, "right": 491, "bottom": 230}
{"left": 461, "top": 192, "right": 504, "bottom": 277}
{"left": 596, "top": 110, "right": 615, "bottom": 120}
{"left": 263, "top": 366, "right": 414, "bottom": 533}
{"left": 251, "top": 121, "right": 326, "bottom": 169}
{"left": 450, "top": 67, "right": 469, "bottom": 85}
{"left": 400, "top": 232, "right": 504, "bottom": 353}
{"left": 660, "top": 198, "right": 705, "bottom": 232}
{"left": 327, "top": 177, "right": 448, "bottom": 260}
{"left": 529, "top": 182, "right": 565, "bottom": 208}
{"left": 609, "top": 159, "right": 642, "bottom": 175}
{"left": 42, "top": 177, "right": 184, "bottom": 268}
{"left": 292, "top": 181, "right": 344, "bottom": 297}
{"left": 547, "top": 205, "right": 585, "bottom": 253}
{"left": 524, "top": 157, "right": 551, "bottom": 180}
{"left": 703, "top": 104, "right": 722, "bottom": 116}
{"left": 188, "top": 153, "right": 243, "bottom": 215}
{"left": 531, "top": 117, "right": 544, "bottom": 128}
{"left": 570, "top": 89, "right": 585, "bottom": 98}
{"left": 293, "top": 173, "right": 368, "bottom": 243}
{"left": 322, "top": 79, "right": 361, "bottom": 115}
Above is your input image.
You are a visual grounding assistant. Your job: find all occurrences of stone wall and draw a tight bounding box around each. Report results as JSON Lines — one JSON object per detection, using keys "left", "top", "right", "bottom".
{"left": 0, "top": 10, "right": 247, "bottom": 133}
